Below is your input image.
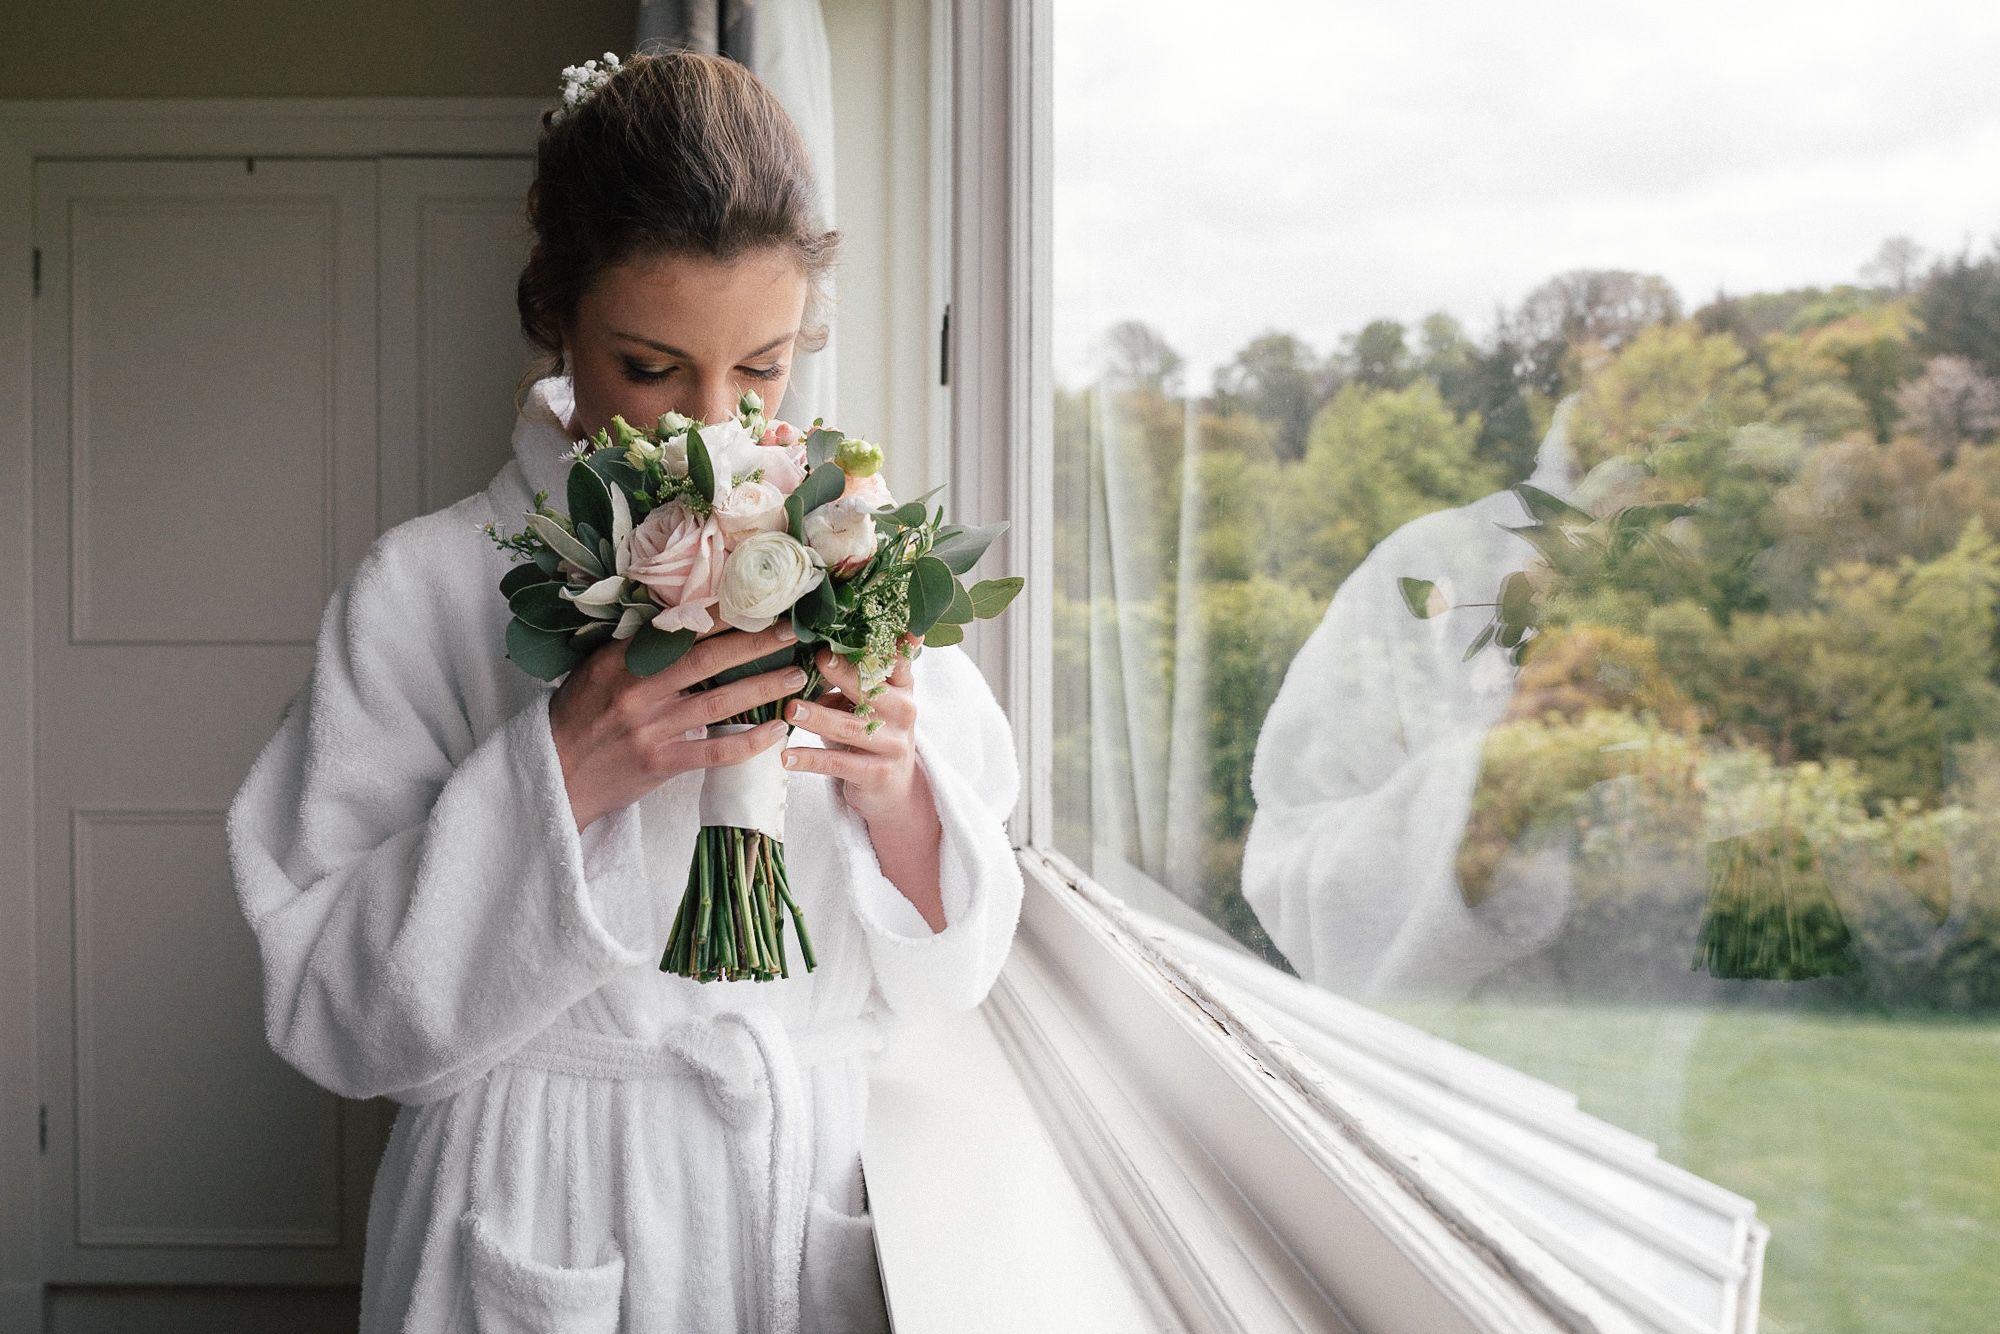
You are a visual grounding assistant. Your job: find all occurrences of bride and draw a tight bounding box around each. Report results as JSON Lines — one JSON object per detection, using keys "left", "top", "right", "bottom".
{"left": 226, "top": 47, "right": 1024, "bottom": 1334}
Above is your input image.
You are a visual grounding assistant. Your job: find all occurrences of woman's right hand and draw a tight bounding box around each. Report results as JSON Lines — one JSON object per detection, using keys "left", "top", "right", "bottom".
{"left": 548, "top": 622, "right": 804, "bottom": 831}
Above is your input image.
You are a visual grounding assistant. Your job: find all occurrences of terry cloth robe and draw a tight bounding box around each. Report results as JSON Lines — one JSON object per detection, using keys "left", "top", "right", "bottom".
{"left": 225, "top": 374, "right": 1026, "bottom": 1334}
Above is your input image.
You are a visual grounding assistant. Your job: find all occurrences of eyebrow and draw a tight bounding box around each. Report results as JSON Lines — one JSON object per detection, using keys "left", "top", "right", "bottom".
{"left": 613, "top": 330, "right": 796, "bottom": 360}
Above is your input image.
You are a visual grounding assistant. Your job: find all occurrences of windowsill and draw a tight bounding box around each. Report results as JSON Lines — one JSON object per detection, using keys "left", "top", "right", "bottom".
{"left": 864, "top": 848, "right": 1647, "bottom": 1334}
{"left": 862, "top": 1001, "right": 1156, "bottom": 1332}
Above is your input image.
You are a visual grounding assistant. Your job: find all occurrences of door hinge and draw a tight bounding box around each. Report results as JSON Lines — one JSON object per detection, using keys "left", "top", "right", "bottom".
{"left": 938, "top": 304, "right": 951, "bottom": 388}
{"left": 39, "top": 1103, "right": 47, "bottom": 1153}
{"left": 32, "top": 246, "right": 40, "bottom": 298}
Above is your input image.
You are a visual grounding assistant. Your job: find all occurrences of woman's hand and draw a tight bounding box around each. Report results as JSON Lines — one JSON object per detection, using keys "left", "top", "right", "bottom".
{"left": 783, "top": 636, "right": 947, "bottom": 927}
{"left": 780, "top": 636, "right": 925, "bottom": 821}
{"left": 548, "top": 622, "right": 803, "bottom": 831}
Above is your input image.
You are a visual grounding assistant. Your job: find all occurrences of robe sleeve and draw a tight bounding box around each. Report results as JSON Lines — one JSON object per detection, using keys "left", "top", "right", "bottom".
{"left": 839, "top": 643, "right": 1025, "bottom": 1017}
{"left": 225, "top": 523, "right": 662, "bottom": 1106}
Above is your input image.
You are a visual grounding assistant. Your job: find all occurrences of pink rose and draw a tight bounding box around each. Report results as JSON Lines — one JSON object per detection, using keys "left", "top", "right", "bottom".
{"left": 760, "top": 421, "right": 802, "bottom": 448}
{"left": 622, "top": 500, "right": 727, "bottom": 636}
{"left": 755, "top": 441, "right": 810, "bottom": 495}
{"left": 712, "top": 479, "right": 788, "bottom": 548}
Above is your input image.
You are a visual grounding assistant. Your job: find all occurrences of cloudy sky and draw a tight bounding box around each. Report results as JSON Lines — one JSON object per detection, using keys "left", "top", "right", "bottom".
{"left": 1053, "top": 0, "right": 2000, "bottom": 386}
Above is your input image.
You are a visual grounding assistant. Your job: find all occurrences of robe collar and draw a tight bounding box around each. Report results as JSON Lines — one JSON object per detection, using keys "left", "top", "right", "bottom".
{"left": 511, "top": 373, "right": 584, "bottom": 503}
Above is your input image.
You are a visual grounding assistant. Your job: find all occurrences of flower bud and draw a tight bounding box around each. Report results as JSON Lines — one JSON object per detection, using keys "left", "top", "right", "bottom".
{"left": 656, "top": 410, "right": 694, "bottom": 437}
{"left": 835, "top": 437, "right": 884, "bottom": 478}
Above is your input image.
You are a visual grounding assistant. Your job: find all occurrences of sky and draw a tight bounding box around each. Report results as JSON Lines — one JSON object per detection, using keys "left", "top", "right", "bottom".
{"left": 1052, "top": 0, "right": 2000, "bottom": 387}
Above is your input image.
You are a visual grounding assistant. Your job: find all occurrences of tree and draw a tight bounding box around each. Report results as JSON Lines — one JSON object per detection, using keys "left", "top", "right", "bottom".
{"left": 1896, "top": 355, "right": 2000, "bottom": 463}
{"left": 1212, "top": 331, "right": 1330, "bottom": 462}
{"left": 1915, "top": 243, "right": 2000, "bottom": 379}
{"left": 1340, "top": 318, "right": 1414, "bottom": 391}
{"left": 1515, "top": 269, "right": 1683, "bottom": 397}
{"left": 1097, "top": 319, "right": 1185, "bottom": 394}
{"left": 1861, "top": 236, "right": 1928, "bottom": 295}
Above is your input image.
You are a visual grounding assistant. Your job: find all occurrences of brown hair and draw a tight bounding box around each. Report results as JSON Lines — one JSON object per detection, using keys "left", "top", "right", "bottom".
{"left": 514, "top": 48, "right": 839, "bottom": 411}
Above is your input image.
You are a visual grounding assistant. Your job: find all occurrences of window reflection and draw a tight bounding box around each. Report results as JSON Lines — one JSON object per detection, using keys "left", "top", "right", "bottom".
{"left": 1051, "top": 3, "right": 2000, "bottom": 1329}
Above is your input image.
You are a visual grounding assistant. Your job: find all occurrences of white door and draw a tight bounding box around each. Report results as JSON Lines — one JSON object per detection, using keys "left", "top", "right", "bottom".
{"left": 31, "top": 154, "right": 532, "bottom": 1324}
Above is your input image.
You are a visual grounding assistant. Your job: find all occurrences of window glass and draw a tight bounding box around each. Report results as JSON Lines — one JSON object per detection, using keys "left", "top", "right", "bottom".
{"left": 1050, "top": 3, "right": 2000, "bottom": 1329}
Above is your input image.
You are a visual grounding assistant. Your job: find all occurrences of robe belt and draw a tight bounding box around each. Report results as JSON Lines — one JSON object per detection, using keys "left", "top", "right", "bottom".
{"left": 500, "top": 1015, "right": 885, "bottom": 1334}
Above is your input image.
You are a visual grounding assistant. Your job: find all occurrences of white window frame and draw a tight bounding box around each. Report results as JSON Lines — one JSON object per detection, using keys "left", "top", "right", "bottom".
{"left": 860, "top": 2, "right": 1657, "bottom": 1331}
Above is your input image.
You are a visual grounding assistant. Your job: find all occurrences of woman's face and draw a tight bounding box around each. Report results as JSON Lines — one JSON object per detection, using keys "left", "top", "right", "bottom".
{"left": 562, "top": 246, "right": 811, "bottom": 440}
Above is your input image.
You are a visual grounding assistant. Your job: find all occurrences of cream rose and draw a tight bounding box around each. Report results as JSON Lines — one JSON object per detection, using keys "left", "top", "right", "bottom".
{"left": 717, "top": 530, "right": 826, "bottom": 632}
{"left": 802, "top": 494, "right": 881, "bottom": 576}
{"left": 712, "top": 479, "right": 788, "bottom": 548}
{"left": 621, "top": 500, "right": 727, "bottom": 635}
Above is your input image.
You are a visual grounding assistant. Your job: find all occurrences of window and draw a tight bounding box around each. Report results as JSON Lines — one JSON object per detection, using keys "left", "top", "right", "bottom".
{"left": 1032, "top": 2, "right": 2000, "bottom": 1331}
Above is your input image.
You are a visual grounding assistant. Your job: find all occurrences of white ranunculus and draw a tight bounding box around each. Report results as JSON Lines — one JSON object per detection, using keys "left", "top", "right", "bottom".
{"left": 717, "top": 530, "right": 826, "bottom": 632}
{"left": 802, "top": 495, "right": 880, "bottom": 575}
{"left": 712, "top": 479, "right": 788, "bottom": 548}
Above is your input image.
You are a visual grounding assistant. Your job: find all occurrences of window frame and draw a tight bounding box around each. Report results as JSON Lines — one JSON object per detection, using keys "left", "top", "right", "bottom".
{"left": 917, "top": 1, "right": 1653, "bottom": 1329}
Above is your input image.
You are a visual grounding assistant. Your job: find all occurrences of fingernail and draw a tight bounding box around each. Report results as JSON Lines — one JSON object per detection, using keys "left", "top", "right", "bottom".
{"left": 777, "top": 622, "right": 797, "bottom": 643}
{"left": 788, "top": 699, "right": 807, "bottom": 722}
{"left": 782, "top": 750, "right": 798, "bottom": 768}
{"left": 784, "top": 668, "right": 808, "bottom": 688}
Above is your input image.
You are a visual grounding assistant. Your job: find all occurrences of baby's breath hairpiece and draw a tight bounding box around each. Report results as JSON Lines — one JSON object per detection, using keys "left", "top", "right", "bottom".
{"left": 549, "top": 52, "right": 622, "bottom": 127}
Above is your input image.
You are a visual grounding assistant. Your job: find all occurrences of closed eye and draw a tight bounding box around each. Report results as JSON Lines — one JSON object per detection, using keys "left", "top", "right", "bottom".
{"left": 738, "top": 364, "right": 785, "bottom": 381}
{"left": 620, "top": 358, "right": 675, "bottom": 384}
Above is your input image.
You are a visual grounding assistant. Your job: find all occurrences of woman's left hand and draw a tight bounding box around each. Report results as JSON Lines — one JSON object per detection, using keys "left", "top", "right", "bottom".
{"left": 781, "top": 634, "right": 928, "bottom": 824}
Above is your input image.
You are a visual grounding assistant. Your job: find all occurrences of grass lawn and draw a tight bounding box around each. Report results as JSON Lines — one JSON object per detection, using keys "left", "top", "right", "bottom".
{"left": 1373, "top": 1000, "right": 2000, "bottom": 1334}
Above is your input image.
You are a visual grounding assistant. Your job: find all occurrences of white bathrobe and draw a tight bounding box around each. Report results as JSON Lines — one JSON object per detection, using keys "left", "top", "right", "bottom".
{"left": 226, "top": 375, "right": 1025, "bottom": 1334}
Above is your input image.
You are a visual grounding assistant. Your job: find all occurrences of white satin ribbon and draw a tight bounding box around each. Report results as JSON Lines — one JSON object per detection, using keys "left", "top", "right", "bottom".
{"left": 700, "top": 723, "right": 790, "bottom": 841}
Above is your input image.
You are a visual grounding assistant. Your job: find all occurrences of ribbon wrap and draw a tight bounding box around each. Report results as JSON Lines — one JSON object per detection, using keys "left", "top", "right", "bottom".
{"left": 699, "top": 722, "right": 790, "bottom": 841}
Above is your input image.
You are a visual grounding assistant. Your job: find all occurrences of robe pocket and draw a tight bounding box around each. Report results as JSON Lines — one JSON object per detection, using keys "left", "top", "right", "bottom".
{"left": 801, "top": 1190, "right": 891, "bottom": 1334}
{"left": 459, "top": 1206, "right": 625, "bottom": 1334}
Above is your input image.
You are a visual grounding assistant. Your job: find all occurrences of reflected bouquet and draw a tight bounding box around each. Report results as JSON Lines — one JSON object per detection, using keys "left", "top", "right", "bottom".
{"left": 483, "top": 393, "right": 1021, "bottom": 982}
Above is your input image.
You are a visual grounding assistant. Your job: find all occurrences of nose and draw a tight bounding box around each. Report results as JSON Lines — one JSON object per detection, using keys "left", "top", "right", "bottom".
{"left": 680, "top": 371, "right": 738, "bottom": 426}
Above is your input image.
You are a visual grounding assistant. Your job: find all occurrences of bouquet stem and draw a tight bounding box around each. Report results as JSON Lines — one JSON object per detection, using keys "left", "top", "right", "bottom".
{"left": 658, "top": 664, "right": 823, "bottom": 983}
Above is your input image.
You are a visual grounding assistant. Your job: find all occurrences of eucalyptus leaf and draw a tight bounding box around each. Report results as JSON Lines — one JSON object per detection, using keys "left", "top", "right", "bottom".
{"left": 1462, "top": 622, "right": 1497, "bottom": 661}
{"left": 796, "top": 462, "right": 846, "bottom": 515}
{"left": 1499, "top": 571, "right": 1535, "bottom": 628}
{"left": 922, "top": 619, "right": 965, "bottom": 647}
{"left": 499, "top": 562, "right": 551, "bottom": 600}
{"left": 938, "top": 578, "right": 975, "bottom": 626}
{"left": 968, "top": 576, "right": 1023, "bottom": 619}
{"left": 907, "top": 556, "right": 955, "bottom": 635}
{"left": 585, "top": 450, "right": 645, "bottom": 497}
{"left": 509, "top": 581, "right": 588, "bottom": 632}
{"left": 805, "top": 426, "right": 844, "bottom": 468}
{"left": 527, "top": 513, "right": 603, "bottom": 578}
{"left": 533, "top": 547, "right": 561, "bottom": 577}
{"left": 785, "top": 491, "right": 805, "bottom": 542}
{"left": 568, "top": 459, "right": 615, "bottom": 545}
{"left": 686, "top": 426, "right": 716, "bottom": 504}
{"left": 505, "top": 617, "right": 583, "bottom": 681}
{"left": 711, "top": 645, "right": 799, "bottom": 688}
{"left": 1398, "top": 577, "right": 1440, "bottom": 618}
{"left": 625, "top": 623, "right": 695, "bottom": 678}
{"left": 930, "top": 521, "right": 1008, "bottom": 575}
{"left": 1512, "top": 482, "right": 1593, "bottom": 527}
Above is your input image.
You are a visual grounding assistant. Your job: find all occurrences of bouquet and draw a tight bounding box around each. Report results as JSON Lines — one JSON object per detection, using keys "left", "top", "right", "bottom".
{"left": 1400, "top": 481, "right": 1858, "bottom": 982}
{"left": 483, "top": 392, "right": 1021, "bottom": 982}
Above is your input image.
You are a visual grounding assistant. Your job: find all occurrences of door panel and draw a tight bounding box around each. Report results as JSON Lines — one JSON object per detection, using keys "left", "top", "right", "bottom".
{"left": 378, "top": 156, "right": 539, "bottom": 526}
{"left": 32, "top": 158, "right": 381, "bottom": 1288}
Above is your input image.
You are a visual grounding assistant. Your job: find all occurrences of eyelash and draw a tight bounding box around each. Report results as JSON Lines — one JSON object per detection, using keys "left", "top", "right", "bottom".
{"left": 619, "top": 360, "right": 785, "bottom": 385}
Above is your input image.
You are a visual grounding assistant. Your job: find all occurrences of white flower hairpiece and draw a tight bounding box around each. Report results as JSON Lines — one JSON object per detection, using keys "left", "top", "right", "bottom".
{"left": 550, "top": 52, "right": 622, "bottom": 126}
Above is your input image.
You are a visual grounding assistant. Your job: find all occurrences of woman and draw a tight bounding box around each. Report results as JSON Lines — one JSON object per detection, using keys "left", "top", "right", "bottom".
{"left": 226, "top": 49, "right": 1024, "bottom": 1334}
